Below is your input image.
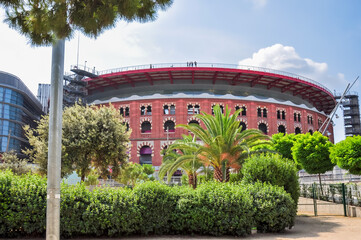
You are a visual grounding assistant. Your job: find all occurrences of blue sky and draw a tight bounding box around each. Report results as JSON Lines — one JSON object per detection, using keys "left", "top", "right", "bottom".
{"left": 0, "top": 0, "right": 360, "bottom": 142}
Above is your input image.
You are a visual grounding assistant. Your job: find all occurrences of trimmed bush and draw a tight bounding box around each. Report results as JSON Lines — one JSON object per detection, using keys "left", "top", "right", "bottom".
{"left": 0, "top": 170, "right": 47, "bottom": 237}
{"left": 246, "top": 182, "right": 297, "bottom": 233}
{"left": 242, "top": 153, "right": 300, "bottom": 204}
{"left": 0, "top": 170, "right": 298, "bottom": 237}
{"left": 171, "top": 182, "right": 254, "bottom": 236}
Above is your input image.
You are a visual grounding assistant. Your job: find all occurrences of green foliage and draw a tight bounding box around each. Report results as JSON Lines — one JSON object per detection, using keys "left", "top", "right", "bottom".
{"left": 242, "top": 153, "right": 300, "bottom": 204}
{"left": 0, "top": 150, "right": 32, "bottom": 175}
{"left": 84, "top": 169, "right": 99, "bottom": 186}
{"left": 272, "top": 133, "right": 301, "bottom": 169}
{"left": 0, "top": 0, "right": 173, "bottom": 46}
{"left": 117, "top": 162, "right": 154, "bottom": 187}
{"left": 246, "top": 182, "right": 297, "bottom": 233}
{"left": 292, "top": 132, "right": 334, "bottom": 175}
{"left": 330, "top": 135, "right": 361, "bottom": 175}
{"left": 171, "top": 182, "right": 254, "bottom": 236}
{"left": 178, "top": 104, "right": 271, "bottom": 182}
{"left": 0, "top": 171, "right": 297, "bottom": 237}
{"left": 159, "top": 135, "right": 204, "bottom": 188}
{"left": 229, "top": 173, "right": 243, "bottom": 183}
{"left": 0, "top": 170, "right": 47, "bottom": 237}
{"left": 24, "top": 104, "right": 130, "bottom": 180}
{"left": 133, "top": 182, "right": 178, "bottom": 235}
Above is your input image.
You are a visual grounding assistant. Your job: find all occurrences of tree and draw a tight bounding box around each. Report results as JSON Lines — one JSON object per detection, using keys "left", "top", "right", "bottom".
{"left": 0, "top": 0, "right": 173, "bottom": 46}
{"left": 24, "top": 104, "right": 130, "bottom": 180}
{"left": 272, "top": 133, "right": 301, "bottom": 169}
{"left": 178, "top": 105, "right": 271, "bottom": 182}
{"left": 159, "top": 135, "right": 204, "bottom": 189}
{"left": 117, "top": 162, "right": 154, "bottom": 187}
{"left": 292, "top": 132, "right": 334, "bottom": 188}
{"left": 0, "top": 1, "right": 173, "bottom": 238}
{"left": 330, "top": 135, "right": 361, "bottom": 175}
{"left": 0, "top": 150, "right": 31, "bottom": 175}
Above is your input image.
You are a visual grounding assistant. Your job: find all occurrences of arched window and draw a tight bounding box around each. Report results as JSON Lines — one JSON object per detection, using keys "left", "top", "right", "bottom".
{"left": 120, "top": 107, "right": 124, "bottom": 116}
{"left": 257, "top": 108, "right": 262, "bottom": 117}
{"left": 282, "top": 111, "right": 285, "bottom": 120}
{"left": 277, "top": 110, "right": 281, "bottom": 119}
{"left": 295, "top": 127, "right": 301, "bottom": 134}
{"left": 125, "top": 107, "right": 129, "bottom": 117}
{"left": 310, "top": 116, "right": 313, "bottom": 124}
{"left": 141, "top": 121, "right": 151, "bottom": 133}
{"left": 263, "top": 108, "right": 267, "bottom": 118}
{"left": 220, "top": 105, "right": 224, "bottom": 114}
{"left": 194, "top": 105, "right": 200, "bottom": 114}
{"left": 239, "top": 122, "right": 247, "bottom": 132}
{"left": 258, "top": 123, "right": 268, "bottom": 134}
{"left": 278, "top": 125, "right": 286, "bottom": 134}
{"left": 147, "top": 106, "right": 152, "bottom": 115}
{"left": 189, "top": 120, "right": 199, "bottom": 125}
{"left": 141, "top": 106, "right": 146, "bottom": 115}
{"left": 164, "top": 120, "right": 175, "bottom": 132}
{"left": 242, "top": 106, "right": 247, "bottom": 116}
{"left": 163, "top": 105, "right": 169, "bottom": 114}
{"left": 188, "top": 105, "right": 193, "bottom": 114}
{"left": 170, "top": 105, "right": 176, "bottom": 115}
{"left": 309, "top": 129, "right": 313, "bottom": 134}
{"left": 297, "top": 113, "right": 301, "bottom": 122}
{"left": 140, "top": 146, "right": 152, "bottom": 165}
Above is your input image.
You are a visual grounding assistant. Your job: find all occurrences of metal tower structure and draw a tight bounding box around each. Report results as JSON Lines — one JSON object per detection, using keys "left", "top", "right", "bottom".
{"left": 63, "top": 65, "right": 98, "bottom": 107}
{"left": 335, "top": 92, "right": 361, "bottom": 136}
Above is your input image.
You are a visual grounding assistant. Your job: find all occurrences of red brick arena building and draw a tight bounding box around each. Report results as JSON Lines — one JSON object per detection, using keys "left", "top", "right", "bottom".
{"left": 81, "top": 63, "right": 336, "bottom": 169}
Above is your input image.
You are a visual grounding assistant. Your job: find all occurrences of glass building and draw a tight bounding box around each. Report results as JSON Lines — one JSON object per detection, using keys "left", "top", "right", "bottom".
{"left": 0, "top": 71, "right": 43, "bottom": 157}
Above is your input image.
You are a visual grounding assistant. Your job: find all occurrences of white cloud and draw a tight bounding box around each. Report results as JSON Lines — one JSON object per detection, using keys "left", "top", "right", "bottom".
{"left": 239, "top": 44, "right": 349, "bottom": 143}
{"left": 238, "top": 43, "right": 346, "bottom": 90}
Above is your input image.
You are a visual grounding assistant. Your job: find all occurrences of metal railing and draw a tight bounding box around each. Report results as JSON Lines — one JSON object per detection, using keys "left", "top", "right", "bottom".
{"left": 70, "top": 63, "right": 333, "bottom": 95}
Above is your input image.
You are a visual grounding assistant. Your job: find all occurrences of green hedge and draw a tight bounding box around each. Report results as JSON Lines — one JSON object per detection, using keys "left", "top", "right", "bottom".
{"left": 242, "top": 153, "right": 300, "bottom": 204}
{"left": 0, "top": 170, "right": 297, "bottom": 237}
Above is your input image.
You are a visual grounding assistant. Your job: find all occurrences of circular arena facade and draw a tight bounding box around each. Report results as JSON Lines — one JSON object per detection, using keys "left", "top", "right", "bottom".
{"left": 83, "top": 63, "right": 336, "bottom": 168}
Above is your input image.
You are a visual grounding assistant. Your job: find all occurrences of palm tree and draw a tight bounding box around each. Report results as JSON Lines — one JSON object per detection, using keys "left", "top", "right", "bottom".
{"left": 178, "top": 105, "right": 271, "bottom": 182}
{"left": 159, "top": 135, "right": 203, "bottom": 189}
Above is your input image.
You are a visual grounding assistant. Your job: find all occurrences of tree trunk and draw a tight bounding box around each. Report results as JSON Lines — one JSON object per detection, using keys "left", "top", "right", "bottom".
{"left": 225, "top": 167, "right": 230, "bottom": 182}
{"left": 188, "top": 173, "right": 197, "bottom": 189}
{"left": 214, "top": 166, "right": 223, "bottom": 182}
{"left": 318, "top": 173, "right": 324, "bottom": 196}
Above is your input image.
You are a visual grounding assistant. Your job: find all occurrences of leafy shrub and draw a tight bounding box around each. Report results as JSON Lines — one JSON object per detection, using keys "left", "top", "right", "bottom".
{"left": 0, "top": 170, "right": 298, "bottom": 237}
{"left": 229, "top": 173, "right": 242, "bottom": 183}
{"left": 242, "top": 153, "right": 300, "bottom": 204}
{"left": 171, "top": 182, "right": 254, "bottom": 236}
{"left": 246, "top": 182, "right": 297, "bottom": 233}
{"left": 0, "top": 170, "right": 46, "bottom": 237}
{"left": 132, "top": 181, "right": 178, "bottom": 235}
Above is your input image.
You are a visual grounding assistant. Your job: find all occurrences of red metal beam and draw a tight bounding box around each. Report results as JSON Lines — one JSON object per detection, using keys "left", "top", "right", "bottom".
{"left": 281, "top": 83, "right": 297, "bottom": 93}
{"left": 212, "top": 71, "right": 218, "bottom": 84}
{"left": 251, "top": 75, "right": 263, "bottom": 87}
{"left": 103, "top": 77, "right": 119, "bottom": 89}
{"left": 293, "top": 86, "right": 312, "bottom": 96}
{"left": 144, "top": 72, "right": 154, "bottom": 85}
{"left": 123, "top": 75, "right": 135, "bottom": 87}
{"left": 231, "top": 73, "right": 242, "bottom": 85}
{"left": 267, "top": 79, "right": 281, "bottom": 90}
{"left": 168, "top": 71, "right": 173, "bottom": 84}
